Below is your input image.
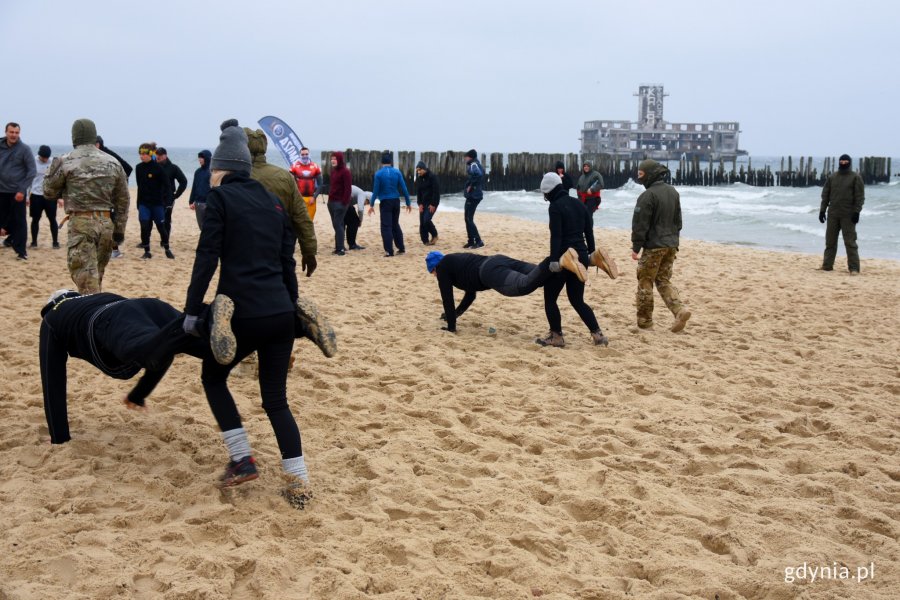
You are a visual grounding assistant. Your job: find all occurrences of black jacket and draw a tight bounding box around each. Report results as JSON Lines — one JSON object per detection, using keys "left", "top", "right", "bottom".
{"left": 546, "top": 185, "right": 595, "bottom": 263}
{"left": 416, "top": 169, "right": 440, "bottom": 207}
{"left": 99, "top": 145, "right": 133, "bottom": 179}
{"left": 135, "top": 160, "right": 167, "bottom": 206}
{"left": 435, "top": 253, "right": 490, "bottom": 331}
{"left": 159, "top": 159, "right": 188, "bottom": 203}
{"left": 185, "top": 173, "right": 298, "bottom": 319}
{"left": 189, "top": 150, "right": 212, "bottom": 205}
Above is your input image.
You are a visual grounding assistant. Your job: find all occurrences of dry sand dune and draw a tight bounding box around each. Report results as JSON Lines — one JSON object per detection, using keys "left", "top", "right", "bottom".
{"left": 0, "top": 194, "right": 898, "bottom": 599}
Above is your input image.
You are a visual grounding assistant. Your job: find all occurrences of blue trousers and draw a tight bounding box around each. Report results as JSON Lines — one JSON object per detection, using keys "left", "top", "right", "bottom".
{"left": 379, "top": 199, "right": 405, "bottom": 255}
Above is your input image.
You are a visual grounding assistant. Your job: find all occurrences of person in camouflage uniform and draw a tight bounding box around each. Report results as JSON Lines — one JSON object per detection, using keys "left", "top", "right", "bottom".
{"left": 819, "top": 154, "right": 865, "bottom": 274}
{"left": 43, "top": 119, "right": 130, "bottom": 294}
{"left": 242, "top": 124, "right": 318, "bottom": 277}
{"left": 631, "top": 159, "right": 691, "bottom": 333}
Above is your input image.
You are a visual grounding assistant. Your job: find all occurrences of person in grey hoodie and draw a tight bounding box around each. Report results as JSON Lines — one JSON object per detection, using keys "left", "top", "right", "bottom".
{"left": 0, "top": 122, "right": 37, "bottom": 259}
{"left": 576, "top": 160, "right": 604, "bottom": 227}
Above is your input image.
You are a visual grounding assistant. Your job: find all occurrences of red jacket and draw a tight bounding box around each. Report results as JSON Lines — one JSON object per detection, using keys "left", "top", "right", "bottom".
{"left": 328, "top": 152, "right": 352, "bottom": 206}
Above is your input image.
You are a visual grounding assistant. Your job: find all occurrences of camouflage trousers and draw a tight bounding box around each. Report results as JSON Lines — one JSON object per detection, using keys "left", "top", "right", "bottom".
{"left": 67, "top": 214, "right": 113, "bottom": 294}
{"left": 636, "top": 247, "right": 683, "bottom": 327}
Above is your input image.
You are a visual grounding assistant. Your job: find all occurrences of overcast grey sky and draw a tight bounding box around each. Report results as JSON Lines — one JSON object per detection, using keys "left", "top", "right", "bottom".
{"left": 3, "top": 0, "right": 897, "bottom": 156}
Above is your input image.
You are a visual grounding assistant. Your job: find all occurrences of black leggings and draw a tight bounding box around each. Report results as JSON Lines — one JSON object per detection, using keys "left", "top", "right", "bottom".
{"left": 543, "top": 267, "right": 600, "bottom": 334}
{"left": 478, "top": 255, "right": 551, "bottom": 297}
{"left": 201, "top": 312, "right": 301, "bottom": 460}
{"left": 30, "top": 194, "right": 59, "bottom": 244}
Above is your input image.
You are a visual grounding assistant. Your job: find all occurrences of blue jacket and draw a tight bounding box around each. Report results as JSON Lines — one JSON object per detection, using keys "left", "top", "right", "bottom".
{"left": 371, "top": 166, "right": 410, "bottom": 205}
{"left": 464, "top": 159, "right": 484, "bottom": 200}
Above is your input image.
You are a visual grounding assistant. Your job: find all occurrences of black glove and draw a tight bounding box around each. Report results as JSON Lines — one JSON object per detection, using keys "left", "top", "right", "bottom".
{"left": 302, "top": 255, "right": 317, "bottom": 278}
{"left": 113, "top": 231, "right": 125, "bottom": 244}
{"left": 818, "top": 212, "right": 826, "bottom": 224}
{"left": 851, "top": 212, "right": 859, "bottom": 224}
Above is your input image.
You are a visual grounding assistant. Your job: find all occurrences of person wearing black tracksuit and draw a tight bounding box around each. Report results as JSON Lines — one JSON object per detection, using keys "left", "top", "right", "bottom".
{"left": 429, "top": 251, "right": 552, "bottom": 333}
{"left": 135, "top": 144, "right": 172, "bottom": 259}
{"left": 415, "top": 161, "right": 440, "bottom": 245}
{"left": 39, "top": 291, "right": 213, "bottom": 445}
{"left": 183, "top": 122, "right": 310, "bottom": 499}
{"left": 156, "top": 147, "right": 187, "bottom": 236}
{"left": 538, "top": 173, "right": 608, "bottom": 347}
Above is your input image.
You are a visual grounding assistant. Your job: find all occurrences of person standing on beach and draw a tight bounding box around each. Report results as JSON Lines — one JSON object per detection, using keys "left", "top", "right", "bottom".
{"left": 326, "top": 151, "right": 352, "bottom": 255}
{"left": 416, "top": 160, "right": 440, "bottom": 245}
{"left": 290, "top": 147, "right": 322, "bottom": 221}
{"left": 243, "top": 126, "right": 318, "bottom": 277}
{"left": 43, "top": 118, "right": 130, "bottom": 293}
{"left": 631, "top": 159, "right": 691, "bottom": 332}
{"left": 536, "top": 172, "right": 609, "bottom": 348}
{"left": 0, "top": 122, "right": 36, "bottom": 260}
{"left": 134, "top": 143, "right": 173, "bottom": 259}
{"left": 188, "top": 150, "right": 212, "bottom": 229}
{"left": 183, "top": 123, "right": 313, "bottom": 507}
{"left": 29, "top": 145, "right": 61, "bottom": 249}
{"left": 576, "top": 160, "right": 604, "bottom": 227}
{"left": 156, "top": 147, "right": 187, "bottom": 237}
{"left": 555, "top": 160, "right": 574, "bottom": 193}
{"left": 462, "top": 149, "right": 484, "bottom": 248}
{"left": 344, "top": 185, "right": 368, "bottom": 250}
{"left": 96, "top": 135, "right": 133, "bottom": 258}
{"left": 367, "top": 152, "right": 411, "bottom": 257}
{"left": 819, "top": 154, "right": 865, "bottom": 274}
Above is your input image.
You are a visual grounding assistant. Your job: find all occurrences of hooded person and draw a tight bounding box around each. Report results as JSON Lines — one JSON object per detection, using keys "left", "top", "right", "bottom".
{"left": 535, "top": 172, "right": 609, "bottom": 348}
{"left": 188, "top": 149, "right": 213, "bottom": 229}
{"left": 326, "top": 151, "right": 352, "bottom": 255}
{"left": 243, "top": 126, "right": 317, "bottom": 276}
{"left": 819, "top": 153, "right": 864, "bottom": 273}
{"left": 576, "top": 160, "right": 604, "bottom": 222}
{"left": 630, "top": 159, "right": 691, "bottom": 332}
{"left": 182, "top": 121, "right": 316, "bottom": 507}
{"left": 42, "top": 118, "right": 130, "bottom": 292}
{"left": 555, "top": 160, "right": 574, "bottom": 192}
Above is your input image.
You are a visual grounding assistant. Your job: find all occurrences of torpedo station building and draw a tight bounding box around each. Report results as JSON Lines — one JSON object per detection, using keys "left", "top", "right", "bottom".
{"left": 580, "top": 85, "right": 746, "bottom": 161}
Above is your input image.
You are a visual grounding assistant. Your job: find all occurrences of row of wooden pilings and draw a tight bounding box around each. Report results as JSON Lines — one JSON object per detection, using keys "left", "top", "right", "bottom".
{"left": 319, "top": 150, "right": 893, "bottom": 191}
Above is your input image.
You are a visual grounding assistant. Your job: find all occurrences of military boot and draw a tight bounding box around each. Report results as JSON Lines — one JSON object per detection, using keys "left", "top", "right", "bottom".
{"left": 296, "top": 295, "right": 337, "bottom": 358}
{"left": 590, "top": 330, "right": 609, "bottom": 346}
{"left": 535, "top": 331, "right": 565, "bottom": 348}
{"left": 671, "top": 309, "right": 692, "bottom": 333}
{"left": 209, "top": 294, "right": 237, "bottom": 365}
{"left": 589, "top": 247, "right": 619, "bottom": 279}
{"left": 559, "top": 248, "right": 587, "bottom": 282}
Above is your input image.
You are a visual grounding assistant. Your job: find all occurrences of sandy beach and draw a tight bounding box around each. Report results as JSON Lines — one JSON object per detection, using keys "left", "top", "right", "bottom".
{"left": 0, "top": 194, "right": 897, "bottom": 600}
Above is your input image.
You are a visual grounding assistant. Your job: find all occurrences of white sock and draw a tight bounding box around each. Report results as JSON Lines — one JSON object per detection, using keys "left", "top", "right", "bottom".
{"left": 221, "top": 428, "right": 252, "bottom": 462}
{"left": 282, "top": 455, "right": 309, "bottom": 483}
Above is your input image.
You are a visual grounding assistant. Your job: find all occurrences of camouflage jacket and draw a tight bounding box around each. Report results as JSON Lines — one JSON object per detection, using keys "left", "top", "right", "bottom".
{"left": 43, "top": 145, "right": 130, "bottom": 237}
{"left": 251, "top": 155, "right": 317, "bottom": 258}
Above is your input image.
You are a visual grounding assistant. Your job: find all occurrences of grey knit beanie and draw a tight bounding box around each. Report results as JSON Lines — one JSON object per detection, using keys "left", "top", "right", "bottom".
{"left": 211, "top": 125, "right": 252, "bottom": 174}
{"left": 540, "top": 172, "right": 562, "bottom": 193}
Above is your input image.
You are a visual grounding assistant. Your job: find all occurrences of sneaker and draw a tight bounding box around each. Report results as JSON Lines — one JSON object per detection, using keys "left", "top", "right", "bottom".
{"left": 296, "top": 295, "right": 337, "bottom": 358}
{"left": 282, "top": 478, "right": 313, "bottom": 510}
{"left": 463, "top": 241, "right": 473, "bottom": 249}
{"left": 332, "top": 249, "right": 345, "bottom": 256}
{"left": 349, "top": 244, "right": 365, "bottom": 250}
{"left": 219, "top": 456, "right": 259, "bottom": 488}
{"left": 30, "top": 241, "right": 37, "bottom": 248}
{"left": 427, "top": 235, "right": 438, "bottom": 246}
{"left": 819, "top": 266, "right": 833, "bottom": 271}
{"left": 16, "top": 254, "right": 27, "bottom": 261}
{"left": 52, "top": 242, "right": 61, "bottom": 249}
{"left": 671, "top": 309, "right": 692, "bottom": 333}
{"left": 559, "top": 248, "right": 587, "bottom": 283}
{"left": 384, "top": 252, "right": 394, "bottom": 257}
{"left": 535, "top": 331, "right": 565, "bottom": 347}
{"left": 135, "top": 242, "right": 145, "bottom": 249}
{"left": 591, "top": 330, "right": 609, "bottom": 346}
{"left": 397, "top": 249, "right": 406, "bottom": 255}
{"left": 111, "top": 249, "right": 123, "bottom": 259}
{"left": 589, "top": 247, "right": 619, "bottom": 279}
{"left": 142, "top": 251, "right": 152, "bottom": 259}
{"left": 472, "top": 240, "right": 485, "bottom": 249}
{"left": 164, "top": 248, "right": 175, "bottom": 259}
{"left": 210, "top": 294, "right": 237, "bottom": 365}
{"left": 849, "top": 270, "right": 860, "bottom": 276}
